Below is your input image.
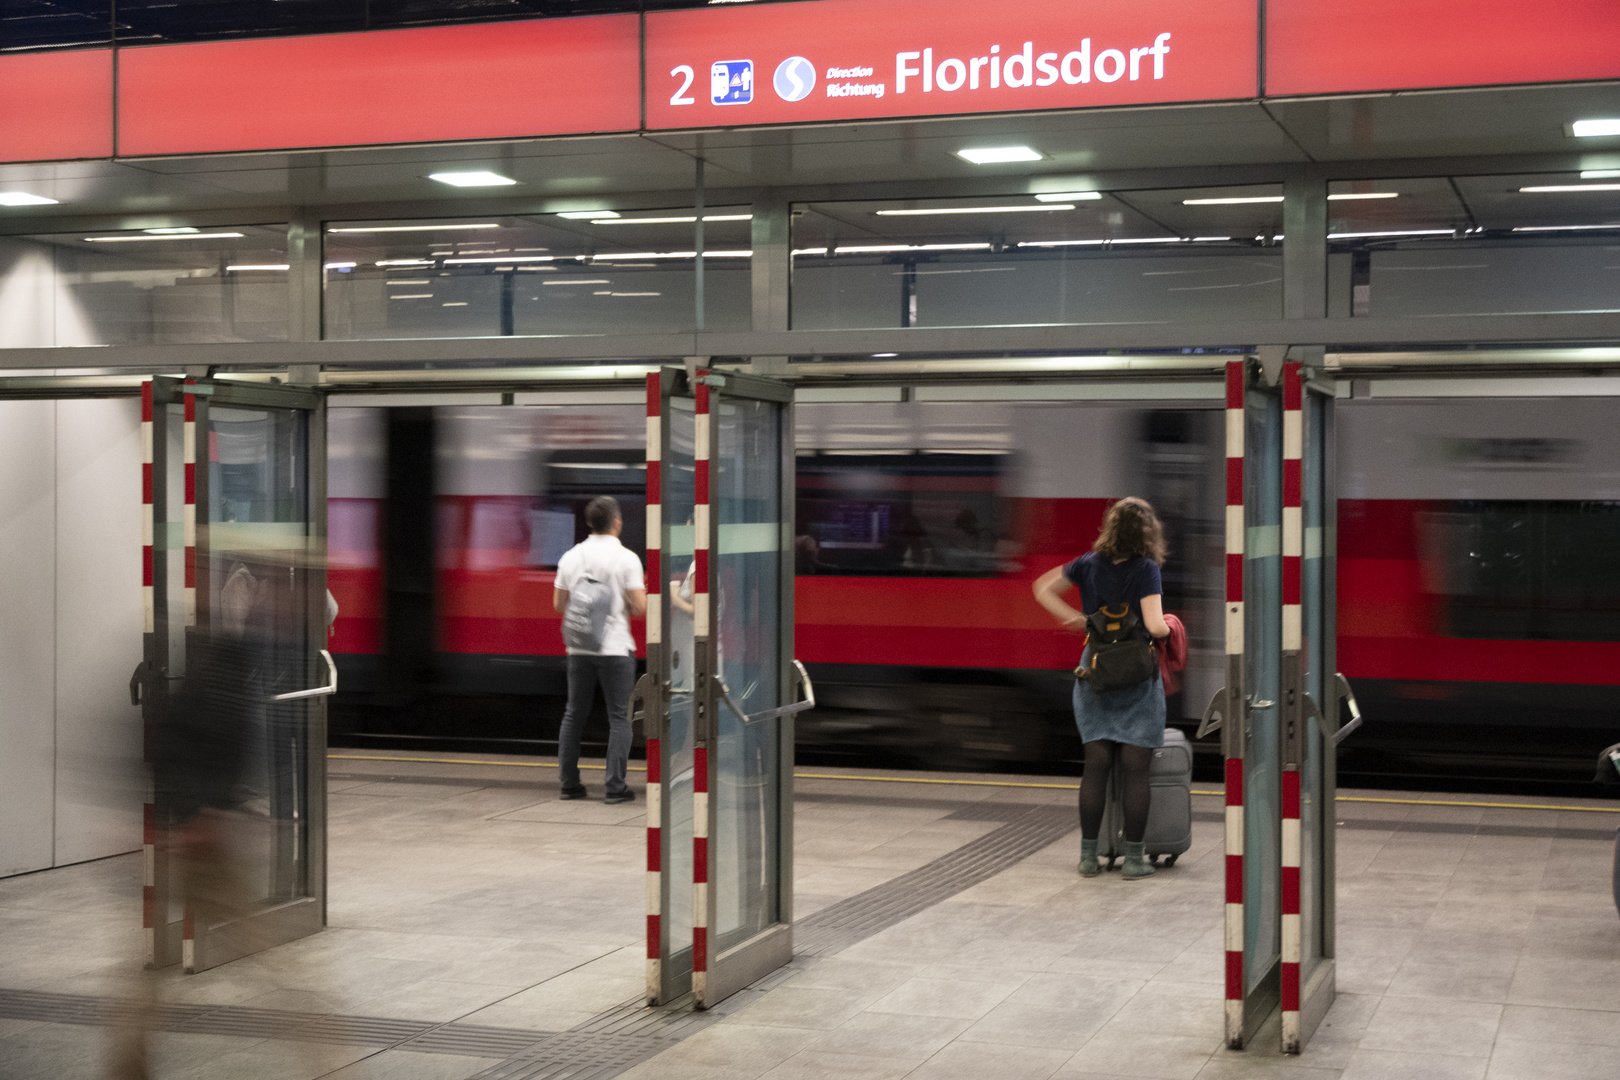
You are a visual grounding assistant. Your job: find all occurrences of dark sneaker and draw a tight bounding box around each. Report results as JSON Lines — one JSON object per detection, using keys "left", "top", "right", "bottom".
{"left": 559, "top": 785, "right": 587, "bottom": 801}
{"left": 604, "top": 789, "right": 636, "bottom": 805}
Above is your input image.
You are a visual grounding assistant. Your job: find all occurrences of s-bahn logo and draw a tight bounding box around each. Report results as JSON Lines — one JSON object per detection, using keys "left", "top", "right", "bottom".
{"left": 774, "top": 56, "right": 817, "bottom": 102}
{"left": 711, "top": 59, "right": 754, "bottom": 105}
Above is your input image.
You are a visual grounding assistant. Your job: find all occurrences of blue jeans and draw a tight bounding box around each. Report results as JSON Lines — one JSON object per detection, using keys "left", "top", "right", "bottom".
{"left": 558, "top": 654, "right": 636, "bottom": 795}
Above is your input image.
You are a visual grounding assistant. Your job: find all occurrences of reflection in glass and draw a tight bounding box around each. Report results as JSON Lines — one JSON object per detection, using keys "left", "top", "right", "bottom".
{"left": 1244, "top": 389, "right": 1282, "bottom": 993}
{"left": 1329, "top": 174, "right": 1620, "bottom": 317}
{"left": 714, "top": 398, "right": 782, "bottom": 951}
{"left": 791, "top": 188, "right": 1284, "bottom": 330}
{"left": 665, "top": 397, "right": 698, "bottom": 962}
{"left": 1299, "top": 392, "right": 1327, "bottom": 979}
{"left": 0, "top": 226, "right": 290, "bottom": 348}
{"left": 324, "top": 210, "right": 751, "bottom": 339}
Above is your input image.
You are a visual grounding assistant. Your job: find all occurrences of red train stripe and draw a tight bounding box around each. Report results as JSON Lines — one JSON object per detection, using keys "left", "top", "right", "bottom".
{"left": 1225, "top": 553, "right": 1244, "bottom": 603}
{"left": 1225, "top": 456, "right": 1243, "bottom": 506}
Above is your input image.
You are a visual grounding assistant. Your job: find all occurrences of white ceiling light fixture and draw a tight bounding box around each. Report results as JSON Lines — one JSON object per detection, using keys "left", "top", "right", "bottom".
{"left": 592, "top": 214, "right": 753, "bottom": 225}
{"left": 329, "top": 224, "right": 501, "bottom": 234}
{"left": 558, "top": 210, "right": 618, "bottom": 220}
{"left": 376, "top": 259, "right": 436, "bottom": 266}
{"left": 427, "top": 170, "right": 518, "bottom": 187}
{"left": 591, "top": 249, "right": 754, "bottom": 260}
{"left": 1327, "top": 192, "right": 1400, "bottom": 201}
{"left": 225, "top": 264, "right": 289, "bottom": 271}
{"left": 956, "top": 146, "right": 1043, "bottom": 165}
{"left": 1572, "top": 119, "right": 1620, "bottom": 138}
{"left": 542, "top": 278, "right": 611, "bottom": 285}
{"left": 1519, "top": 183, "right": 1620, "bottom": 193}
{"left": 874, "top": 204, "right": 1075, "bottom": 216}
{"left": 1184, "top": 195, "right": 1282, "bottom": 205}
{"left": 324, "top": 261, "right": 358, "bottom": 269}
{"left": 1327, "top": 228, "right": 1454, "bottom": 239}
{"left": 1034, "top": 191, "right": 1103, "bottom": 202}
{"left": 1512, "top": 224, "right": 1620, "bottom": 232}
{"left": 0, "top": 192, "right": 59, "bottom": 207}
{"left": 84, "top": 232, "right": 246, "bottom": 242}
{"left": 144, "top": 226, "right": 199, "bottom": 234}
{"left": 1580, "top": 170, "right": 1620, "bottom": 179}
{"left": 443, "top": 255, "right": 556, "bottom": 265}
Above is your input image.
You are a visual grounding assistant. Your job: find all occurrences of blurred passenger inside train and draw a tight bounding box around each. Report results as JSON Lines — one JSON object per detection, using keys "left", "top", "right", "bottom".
{"left": 1034, "top": 497, "right": 1171, "bottom": 881}
{"left": 552, "top": 496, "right": 647, "bottom": 804}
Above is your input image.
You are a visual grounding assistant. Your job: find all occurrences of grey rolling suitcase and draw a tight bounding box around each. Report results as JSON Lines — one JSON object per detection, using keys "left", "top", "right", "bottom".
{"left": 1096, "top": 728, "right": 1194, "bottom": 870}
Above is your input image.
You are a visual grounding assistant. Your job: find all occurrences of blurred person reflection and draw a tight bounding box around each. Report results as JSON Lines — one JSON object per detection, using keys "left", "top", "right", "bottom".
{"left": 1033, "top": 497, "right": 1172, "bottom": 881}
{"left": 112, "top": 562, "right": 285, "bottom": 1079}
{"left": 553, "top": 496, "right": 647, "bottom": 804}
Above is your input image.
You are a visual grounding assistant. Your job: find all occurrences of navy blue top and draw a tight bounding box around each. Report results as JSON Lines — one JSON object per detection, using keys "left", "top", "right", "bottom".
{"left": 1063, "top": 552, "right": 1163, "bottom": 641}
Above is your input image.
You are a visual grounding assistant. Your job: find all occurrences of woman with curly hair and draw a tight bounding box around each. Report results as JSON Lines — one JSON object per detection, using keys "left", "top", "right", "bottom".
{"left": 1033, "top": 497, "right": 1171, "bottom": 880}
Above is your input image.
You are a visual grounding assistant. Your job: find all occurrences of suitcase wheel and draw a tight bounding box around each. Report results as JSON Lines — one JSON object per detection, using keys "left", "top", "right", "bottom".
{"left": 1106, "top": 855, "right": 1118, "bottom": 871}
{"left": 1164, "top": 853, "right": 1179, "bottom": 868}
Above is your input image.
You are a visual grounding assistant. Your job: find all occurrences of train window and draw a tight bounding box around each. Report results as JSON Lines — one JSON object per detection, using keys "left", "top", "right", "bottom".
{"left": 1428, "top": 501, "right": 1620, "bottom": 642}
{"left": 531, "top": 449, "right": 647, "bottom": 568}
{"left": 796, "top": 451, "right": 1007, "bottom": 577}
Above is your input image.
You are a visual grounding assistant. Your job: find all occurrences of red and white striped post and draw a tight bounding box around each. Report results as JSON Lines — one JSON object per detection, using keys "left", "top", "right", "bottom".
{"left": 140, "top": 380, "right": 157, "bottom": 965}
{"left": 183, "top": 386, "right": 197, "bottom": 629}
{"left": 1280, "top": 361, "right": 1305, "bottom": 1050}
{"left": 1223, "top": 358, "right": 1246, "bottom": 1044}
{"left": 691, "top": 371, "right": 712, "bottom": 1000}
{"left": 644, "top": 373, "right": 664, "bottom": 1003}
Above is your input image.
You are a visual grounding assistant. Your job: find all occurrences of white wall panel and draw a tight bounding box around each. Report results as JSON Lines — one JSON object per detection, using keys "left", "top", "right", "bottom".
{"left": 53, "top": 398, "right": 143, "bottom": 866}
{"left": 0, "top": 401, "right": 57, "bottom": 877}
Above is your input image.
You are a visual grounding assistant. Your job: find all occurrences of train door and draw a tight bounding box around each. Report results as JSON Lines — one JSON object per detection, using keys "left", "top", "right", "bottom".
{"left": 642, "top": 366, "right": 807, "bottom": 1008}
{"left": 138, "top": 376, "right": 330, "bottom": 972}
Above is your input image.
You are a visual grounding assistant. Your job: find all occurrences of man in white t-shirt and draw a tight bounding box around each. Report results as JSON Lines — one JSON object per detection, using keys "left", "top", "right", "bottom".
{"left": 552, "top": 496, "right": 647, "bottom": 803}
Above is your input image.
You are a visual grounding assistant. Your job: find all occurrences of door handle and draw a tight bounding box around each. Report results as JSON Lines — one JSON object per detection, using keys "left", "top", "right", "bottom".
{"left": 1195, "top": 687, "right": 1224, "bottom": 739}
{"left": 628, "top": 672, "right": 657, "bottom": 739}
{"left": 129, "top": 660, "right": 153, "bottom": 706}
{"left": 718, "top": 660, "right": 816, "bottom": 725}
{"left": 1332, "top": 673, "right": 1362, "bottom": 746}
{"left": 272, "top": 650, "right": 338, "bottom": 701}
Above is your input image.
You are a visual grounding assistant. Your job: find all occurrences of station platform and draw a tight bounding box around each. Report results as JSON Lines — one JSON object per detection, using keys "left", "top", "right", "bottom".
{"left": 1, "top": 752, "right": 1617, "bottom": 1080}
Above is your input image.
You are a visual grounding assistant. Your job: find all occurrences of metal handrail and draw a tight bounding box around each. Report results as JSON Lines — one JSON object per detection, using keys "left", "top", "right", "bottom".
{"left": 272, "top": 650, "right": 338, "bottom": 701}
{"left": 1333, "top": 672, "right": 1363, "bottom": 745}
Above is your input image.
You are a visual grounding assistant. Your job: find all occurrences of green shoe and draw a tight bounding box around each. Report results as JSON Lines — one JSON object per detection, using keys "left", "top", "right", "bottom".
{"left": 1121, "top": 840, "right": 1157, "bottom": 879}
{"left": 1078, "top": 838, "right": 1100, "bottom": 877}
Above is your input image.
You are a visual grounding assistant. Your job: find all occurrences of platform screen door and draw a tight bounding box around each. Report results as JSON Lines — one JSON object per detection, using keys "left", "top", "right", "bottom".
{"left": 141, "top": 377, "right": 329, "bottom": 973}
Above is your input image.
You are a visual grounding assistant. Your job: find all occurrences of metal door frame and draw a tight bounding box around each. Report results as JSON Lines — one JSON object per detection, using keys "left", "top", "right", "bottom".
{"left": 643, "top": 364, "right": 798, "bottom": 1009}
{"left": 142, "top": 376, "right": 329, "bottom": 972}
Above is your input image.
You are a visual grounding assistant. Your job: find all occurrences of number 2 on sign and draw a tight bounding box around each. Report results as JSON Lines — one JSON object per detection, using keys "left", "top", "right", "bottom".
{"left": 670, "top": 65, "right": 696, "bottom": 106}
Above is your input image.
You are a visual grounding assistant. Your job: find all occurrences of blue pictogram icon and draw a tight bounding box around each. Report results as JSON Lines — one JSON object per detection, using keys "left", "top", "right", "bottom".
{"left": 711, "top": 60, "right": 754, "bottom": 105}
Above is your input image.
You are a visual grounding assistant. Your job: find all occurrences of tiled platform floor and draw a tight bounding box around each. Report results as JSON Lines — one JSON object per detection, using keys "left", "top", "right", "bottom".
{"left": 1, "top": 750, "right": 1617, "bottom": 1079}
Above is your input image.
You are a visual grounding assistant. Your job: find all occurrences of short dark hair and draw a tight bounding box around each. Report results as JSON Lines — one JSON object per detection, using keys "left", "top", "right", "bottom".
{"left": 585, "top": 495, "right": 622, "bottom": 534}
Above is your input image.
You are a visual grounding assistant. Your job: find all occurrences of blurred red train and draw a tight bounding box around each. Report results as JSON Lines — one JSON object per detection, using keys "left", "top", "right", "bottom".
{"left": 326, "top": 389, "right": 1620, "bottom": 782}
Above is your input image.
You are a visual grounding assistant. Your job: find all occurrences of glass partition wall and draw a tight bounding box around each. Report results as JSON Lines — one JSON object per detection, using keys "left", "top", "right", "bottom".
{"left": 790, "top": 186, "right": 1285, "bottom": 329}
{"left": 1328, "top": 173, "right": 1620, "bottom": 318}
{"left": 324, "top": 208, "right": 752, "bottom": 339}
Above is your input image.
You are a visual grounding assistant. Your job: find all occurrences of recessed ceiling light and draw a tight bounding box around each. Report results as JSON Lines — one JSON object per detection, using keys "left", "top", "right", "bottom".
{"left": 1572, "top": 119, "right": 1620, "bottom": 138}
{"left": 0, "top": 192, "right": 59, "bottom": 207}
{"left": 558, "top": 210, "right": 618, "bottom": 220}
{"left": 1034, "top": 191, "right": 1103, "bottom": 202}
{"left": 592, "top": 214, "right": 753, "bottom": 225}
{"left": 1326, "top": 229, "right": 1454, "bottom": 238}
{"left": 956, "top": 146, "right": 1042, "bottom": 165}
{"left": 144, "top": 226, "right": 199, "bottom": 234}
{"left": 872, "top": 352, "right": 898, "bottom": 357}
{"left": 329, "top": 224, "right": 501, "bottom": 234}
{"left": 1580, "top": 170, "right": 1620, "bottom": 179}
{"left": 324, "top": 261, "right": 358, "bottom": 269}
{"left": 428, "top": 171, "right": 518, "bottom": 187}
{"left": 84, "top": 232, "right": 246, "bottom": 242}
{"left": 1512, "top": 224, "right": 1620, "bottom": 232}
{"left": 1519, "top": 183, "right": 1620, "bottom": 193}
{"left": 225, "top": 264, "right": 289, "bottom": 271}
{"left": 874, "top": 205, "right": 1075, "bottom": 216}
{"left": 1184, "top": 196, "right": 1283, "bottom": 205}
{"left": 1327, "top": 192, "right": 1400, "bottom": 201}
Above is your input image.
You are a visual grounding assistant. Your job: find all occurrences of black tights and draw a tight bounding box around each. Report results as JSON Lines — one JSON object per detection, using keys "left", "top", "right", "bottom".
{"left": 1079, "top": 740, "right": 1154, "bottom": 842}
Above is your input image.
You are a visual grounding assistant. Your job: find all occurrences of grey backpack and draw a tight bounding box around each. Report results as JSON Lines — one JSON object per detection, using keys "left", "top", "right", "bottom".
{"left": 562, "top": 575, "right": 614, "bottom": 652}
